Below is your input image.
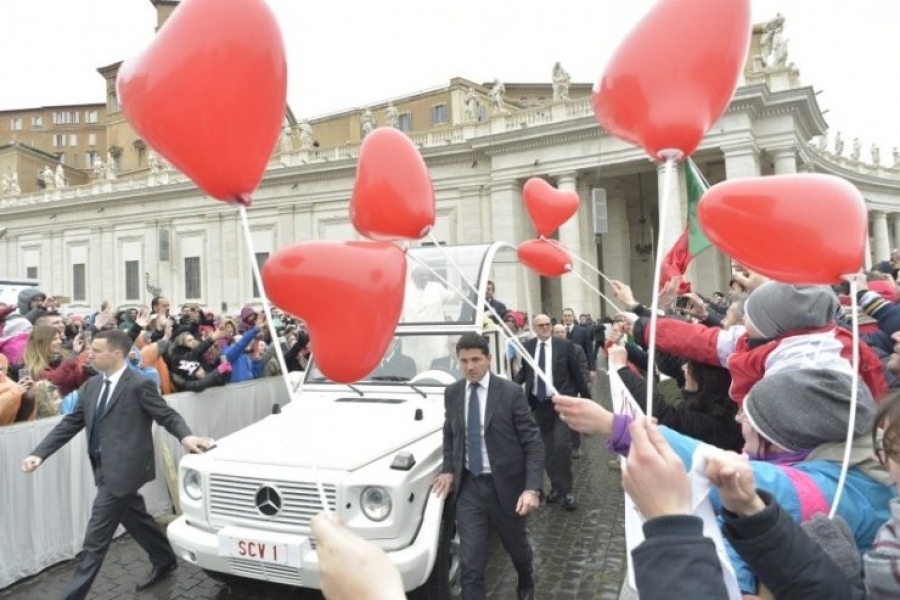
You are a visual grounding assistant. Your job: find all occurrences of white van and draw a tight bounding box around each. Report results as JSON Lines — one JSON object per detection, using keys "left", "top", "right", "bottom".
{"left": 167, "top": 243, "right": 533, "bottom": 598}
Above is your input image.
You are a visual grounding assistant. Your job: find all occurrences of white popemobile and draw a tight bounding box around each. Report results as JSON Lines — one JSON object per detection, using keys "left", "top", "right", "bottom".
{"left": 167, "top": 243, "right": 531, "bottom": 598}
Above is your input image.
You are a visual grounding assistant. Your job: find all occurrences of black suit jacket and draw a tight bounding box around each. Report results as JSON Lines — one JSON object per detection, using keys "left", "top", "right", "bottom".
{"left": 441, "top": 375, "right": 543, "bottom": 515}
{"left": 566, "top": 324, "right": 597, "bottom": 371}
{"left": 32, "top": 368, "right": 192, "bottom": 496}
{"left": 515, "top": 337, "right": 591, "bottom": 400}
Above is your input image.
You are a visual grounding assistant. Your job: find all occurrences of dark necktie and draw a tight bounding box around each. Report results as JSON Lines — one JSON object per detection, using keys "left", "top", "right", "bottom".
{"left": 536, "top": 342, "right": 547, "bottom": 400}
{"left": 88, "top": 379, "right": 111, "bottom": 459}
{"left": 467, "top": 383, "right": 483, "bottom": 475}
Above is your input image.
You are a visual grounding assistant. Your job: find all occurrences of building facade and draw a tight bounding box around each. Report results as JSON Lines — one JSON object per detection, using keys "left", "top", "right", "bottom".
{"left": 1, "top": 13, "right": 899, "bottom": 319}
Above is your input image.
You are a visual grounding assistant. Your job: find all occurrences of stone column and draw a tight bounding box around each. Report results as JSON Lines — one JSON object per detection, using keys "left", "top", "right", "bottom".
{"left": 577, "top": 182, "right": 601, "bottom": 319}
{"left": 601, "top": 186, "right": 631, "bottom": 313}
{"left": 490, "top": 180, "right": 534, "bottom": 313}
{"left": 872, "top": 210, "right": 891, "bottom": 265}
{"left": 656, "top": 161, "right": 685, "bottom": 259}
{"left": 458, "top": 185, "right": 485, "bottom": 245}
{"left": 771, "top": 147, "right": 798, "bottom": 175}
{"left": 892, "top": 214, "right": 900, "bottom": 253}
{"left": 723, "top": 143, "right": 761, "bottom": 180}
{"left": 556, "top": 172, "right": 588, "bottom": 316}
{"left": 89, "top": 226, "right": 103, "bottom": 308}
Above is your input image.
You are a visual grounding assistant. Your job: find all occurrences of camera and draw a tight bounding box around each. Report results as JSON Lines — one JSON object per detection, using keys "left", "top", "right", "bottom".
{"left": 675, "top": 296, "right": 690, "bottom": 310}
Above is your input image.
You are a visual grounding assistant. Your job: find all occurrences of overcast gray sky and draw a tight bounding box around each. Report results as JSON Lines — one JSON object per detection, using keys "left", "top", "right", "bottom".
{"left": 3, "top": 1, "right": 899, "bottom": 160}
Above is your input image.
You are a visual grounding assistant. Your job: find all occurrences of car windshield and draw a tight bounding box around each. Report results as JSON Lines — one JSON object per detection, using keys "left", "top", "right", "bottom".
{"left": 307, "top": 333, "right": 465, "bottom": 386}
{"left": 400, "top": 245, "right": 488, "bottom": 326}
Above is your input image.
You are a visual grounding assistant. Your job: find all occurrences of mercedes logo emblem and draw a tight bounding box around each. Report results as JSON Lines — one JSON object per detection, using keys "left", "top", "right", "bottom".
{"left": 254, "top": 485, "right": 283, "bottom": 517}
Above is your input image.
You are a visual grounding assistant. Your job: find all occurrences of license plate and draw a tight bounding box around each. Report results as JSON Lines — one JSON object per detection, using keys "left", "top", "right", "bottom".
{"left": 227, "top": 537, "right": 288, "bottom": 565}
{"left": 217, "top": 527, "right": 307, "bottom": 568}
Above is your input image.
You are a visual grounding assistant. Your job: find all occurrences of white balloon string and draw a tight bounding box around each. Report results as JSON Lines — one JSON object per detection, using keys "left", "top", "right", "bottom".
{"left": 645, "top": 156, "right": 678, "bottom": 419}
{"left": 238, "top": 205, "right": 330, "bottom": 516}
{"left": 542, "top": 236, "right": 616, "bottom": 286}
{"left": 409, "top": 239, "right": 556, "bottom": 395}
{"left": 829, "top": 276, "right": 860, "bottom": 519}
{"left": 565, "top": 268, "right": 622, "bottom": 314}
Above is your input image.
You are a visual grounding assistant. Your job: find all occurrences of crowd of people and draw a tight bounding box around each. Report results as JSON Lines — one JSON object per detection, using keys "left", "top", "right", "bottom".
{"left": 0, "top": 289, "right": 311, "bottom": 426}
{"left": 312, "top": 262, "right": 900, "bottom": 600}
{"left": 10, "top": 257, "right": 900, "bottom": 599}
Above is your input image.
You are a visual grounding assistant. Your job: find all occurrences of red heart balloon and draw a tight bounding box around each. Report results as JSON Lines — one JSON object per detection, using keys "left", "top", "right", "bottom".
{"left": 350, "top": 128, "right": 435, "bottom": 241}
{"left": 117, "top": 0, "right": 287, "bottom": 205}
{"left": 262, "top": 241, "right": 407, "bottom": 383}
{"left": 698, "top": 174, "right": 867, "bottom": 284}
{"left": 523, "top": 178, "right": 580, "bottom": 238}
{"left": 517, "top": 239, "right": 572, "bottom": 277}
{"left": 592, "top": 0, "right": 751, "bottom": 160}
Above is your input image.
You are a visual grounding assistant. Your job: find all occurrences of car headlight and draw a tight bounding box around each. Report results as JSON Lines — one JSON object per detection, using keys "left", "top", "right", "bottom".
{"left": 360, "top": 486, "right": 392, "bottom": 522}
{"left": 183, "top": 469, "right": 203, "bottom": 501}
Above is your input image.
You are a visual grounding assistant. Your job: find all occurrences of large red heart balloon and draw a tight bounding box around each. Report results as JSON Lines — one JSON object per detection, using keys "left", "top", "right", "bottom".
{"left": 262, "top": 241, "right": 407, "bottom": 383}
{"left": 698, "top": 174, "right": 867, "bottom": 284}
{"left": 523, "top": 178, "right": 580, "bottom": 237}
{"left": 592, "top": 0, "right": 751, "bottom": 160}
{"left": 351, "top": 128, "right": 435, "bottom": 241}
{"left": 117, "top": 0, "right": 287, "bottom": 205}
{"left": 517, "top": 239, "right": 572, "bottom": 277}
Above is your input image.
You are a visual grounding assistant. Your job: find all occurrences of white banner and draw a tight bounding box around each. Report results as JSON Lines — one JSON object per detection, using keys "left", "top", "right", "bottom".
{"left": 609, "top": 368, "right": 740, "bottom": 599}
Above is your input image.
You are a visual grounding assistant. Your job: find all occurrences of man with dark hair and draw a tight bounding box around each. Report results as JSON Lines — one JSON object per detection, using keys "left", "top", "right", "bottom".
{"left": 515, "top": 314, "right": 591, "bottom": 511}
{"left": 432, "top": 332, "right": 543, "bottom": 600}
{"left": 485, "top": 280, "right": 507, "bottom": 323}
{"left": 21, "top": 328, "right": 214, "bottom": 599}
{"left": 560, "top": 308, "right": 595, "bottom": 459}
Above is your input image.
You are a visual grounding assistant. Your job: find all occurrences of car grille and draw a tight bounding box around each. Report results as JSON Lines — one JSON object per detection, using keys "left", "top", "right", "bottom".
{"left": 209, "top": 474, "right": 337, "bottom": 528}
{"left": 229, "top": 557, "right": 303, "bottom": 586}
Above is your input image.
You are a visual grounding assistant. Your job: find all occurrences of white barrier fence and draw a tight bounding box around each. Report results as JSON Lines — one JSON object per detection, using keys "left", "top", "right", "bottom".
{"left": 0, "top": 377, "right": 291, "bottom": 590}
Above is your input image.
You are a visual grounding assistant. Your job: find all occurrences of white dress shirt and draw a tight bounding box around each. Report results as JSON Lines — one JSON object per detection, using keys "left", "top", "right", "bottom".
{"left": 464, "top": 370, "right": 492, "bottom": 473}
{"left": 98, "top": 364, "right": 128, "bottom": 410}
{"left": 533, "top": 339, "right": 553, "bottom": 397}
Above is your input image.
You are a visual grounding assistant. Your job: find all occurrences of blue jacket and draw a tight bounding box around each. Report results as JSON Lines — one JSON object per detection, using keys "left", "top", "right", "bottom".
{"left": 223, "top": 328, "right": 265, "bottom": 383}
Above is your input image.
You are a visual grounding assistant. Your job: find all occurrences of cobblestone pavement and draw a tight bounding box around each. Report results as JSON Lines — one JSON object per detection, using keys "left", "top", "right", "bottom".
{"left": 1, "top": 379, "right": 627, "bottom": 600}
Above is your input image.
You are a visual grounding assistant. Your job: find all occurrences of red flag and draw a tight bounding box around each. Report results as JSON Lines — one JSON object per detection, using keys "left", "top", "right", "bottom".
{"left": 659, "top": 227, "right": 692, "bottom": 294}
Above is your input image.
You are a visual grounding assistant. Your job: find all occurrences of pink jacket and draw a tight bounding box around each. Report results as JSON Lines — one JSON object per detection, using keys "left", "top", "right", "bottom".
{"left": 0, "top": 332, "right": 29, "bottom": 366}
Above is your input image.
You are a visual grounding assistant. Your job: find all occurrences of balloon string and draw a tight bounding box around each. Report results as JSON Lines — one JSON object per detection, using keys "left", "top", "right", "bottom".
{"left": 645, "top": 156, "right": 678, "bottom": 419}
{"left": 565, "top": 269, "right": 622, "bottom": 314}
{"left": 238, "top": 205, "right": 331, "bottom": 517}
{"left": 542, "top": 236, "right": 616, "bottom": 286}
{"left": 829, "top": 276, "right": 860, "bottom": 519}
{"left": 409, "top": 237, "right": 556, "bottom": 395}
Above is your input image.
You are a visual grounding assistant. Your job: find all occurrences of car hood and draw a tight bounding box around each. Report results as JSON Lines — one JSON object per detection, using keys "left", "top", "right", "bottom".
{"left": 210, "top": 390, "right": 445, "bottom": 471}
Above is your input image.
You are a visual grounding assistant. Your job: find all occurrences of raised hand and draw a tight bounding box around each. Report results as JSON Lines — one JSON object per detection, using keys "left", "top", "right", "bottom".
{"left": 622, "top": 418, "right": 691, "bottom": 520}
{"left": 704, "top": 450, "right": 765, "bottom": 517}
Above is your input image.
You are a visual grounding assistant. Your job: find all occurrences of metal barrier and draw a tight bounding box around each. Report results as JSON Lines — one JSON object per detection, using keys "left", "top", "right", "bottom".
{"left": 0, "top": 376, "right": 291, "bottom": 590}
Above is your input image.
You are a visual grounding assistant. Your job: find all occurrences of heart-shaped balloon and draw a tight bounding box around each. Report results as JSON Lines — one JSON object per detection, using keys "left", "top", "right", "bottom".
{"left": 698, "top": 174, "right": 867, "bottom": 284}
{"left": 262, "top": 241, "right": 407, "bottom": 383}
{"left": 592, "top": 0, "right": 751, "bottom": 160}
{"left": 517, "top": 239, "right": 572, "bottom": 277}
{"left": 117, "top": 0, "right": 287, "bottom": 205}
{"left": 351, "top": 128, "right": 435, "bottom": 241}
{"left": 523, "top": 178, "right": 580, "bottom": 237}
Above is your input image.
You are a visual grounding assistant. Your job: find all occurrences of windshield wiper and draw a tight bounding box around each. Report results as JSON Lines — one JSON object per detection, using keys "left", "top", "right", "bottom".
{"left": 370, "top": 376, "right": 428, "bottom": 398}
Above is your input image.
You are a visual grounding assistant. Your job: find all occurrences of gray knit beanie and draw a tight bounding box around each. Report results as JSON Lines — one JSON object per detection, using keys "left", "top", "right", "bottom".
{"left": 743, "top": 282, "right": 839, "bottom": 339}
{"left": 744, "top": 369, "right": 875, "bottom": 452}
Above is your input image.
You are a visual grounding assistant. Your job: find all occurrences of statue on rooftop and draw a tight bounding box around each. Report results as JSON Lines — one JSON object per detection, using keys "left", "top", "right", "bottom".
{"left": 360, "top": 108, "right": 376, "bottom": 136}
{"left": 552, "top": 62, "right": 571, "bottom": 101}
{"left": 489, "top": 79, "right": 506, "bottom": 114}
{"left": 384, "top": 102, "right": 400, "bottom": 128}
